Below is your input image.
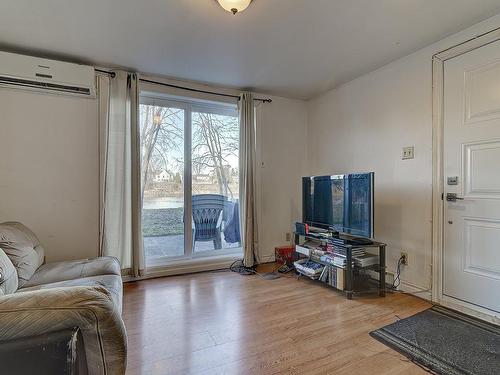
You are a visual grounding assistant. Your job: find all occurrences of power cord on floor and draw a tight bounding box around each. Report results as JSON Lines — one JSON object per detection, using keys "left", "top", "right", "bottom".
{"left": 229, "top": 259, "right": 288, "bottom": 280}
{"left": 229, "top": 259, "right": 256, "bottom": 275}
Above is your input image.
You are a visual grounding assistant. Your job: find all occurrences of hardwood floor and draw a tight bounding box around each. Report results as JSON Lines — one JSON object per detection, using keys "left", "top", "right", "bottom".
{"left": 123, "top": 267, "right": 432, "bottom": 375}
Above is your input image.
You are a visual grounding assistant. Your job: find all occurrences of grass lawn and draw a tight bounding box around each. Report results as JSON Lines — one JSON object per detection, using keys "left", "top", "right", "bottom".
{"left": 142, "top": 207, "right": 184, "bottom": 237}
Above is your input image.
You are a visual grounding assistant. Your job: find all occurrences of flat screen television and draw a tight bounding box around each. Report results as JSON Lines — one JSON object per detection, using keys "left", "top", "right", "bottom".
{"left": 302, "top": 172, "right": 374, "bottom": 238}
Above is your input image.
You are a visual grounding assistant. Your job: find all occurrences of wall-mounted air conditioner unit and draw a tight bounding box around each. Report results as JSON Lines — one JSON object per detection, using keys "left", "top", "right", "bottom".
{"left": 0, "top": 51, "right": 95, "bottom": 98}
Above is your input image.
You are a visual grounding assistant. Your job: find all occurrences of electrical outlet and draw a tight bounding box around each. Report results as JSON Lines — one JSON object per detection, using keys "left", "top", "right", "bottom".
{"left": 402, "top": 146, "right": 414, "bottom": 160}
{"left": 400, "top": 252, "right": 408, "bottom": 266}
{"left": 285, "top": 232, "right": 291, "bottom": 242}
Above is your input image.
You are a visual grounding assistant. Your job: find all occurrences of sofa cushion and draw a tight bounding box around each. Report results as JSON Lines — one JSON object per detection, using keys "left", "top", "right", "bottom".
{"left": 23, "top": 256, "right": 121, "bottom": 288}
{"left": 0, "top": 248, "right": 18, "bottom": 295}
{"left": 19, "top": 274, "right": 123, "bottom": 314}
{"left": 0, "top": 222, "right": 45, "bottom": 287}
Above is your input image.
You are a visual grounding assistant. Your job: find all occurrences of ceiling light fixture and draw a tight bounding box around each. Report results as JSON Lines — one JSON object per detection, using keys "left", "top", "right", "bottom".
{"left": 216, "top": 0, "right": 252, "bottom": 15}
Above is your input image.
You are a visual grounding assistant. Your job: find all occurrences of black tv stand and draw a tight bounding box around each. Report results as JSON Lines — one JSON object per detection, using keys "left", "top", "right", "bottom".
{"left": 294, "top": 232, "right": 386, "bottom": 300}
{"left": 306, "top": 225, "right": 373, "bottom": 245}
{"left": 343, "top": 238, "right": 373, "bottom": 246}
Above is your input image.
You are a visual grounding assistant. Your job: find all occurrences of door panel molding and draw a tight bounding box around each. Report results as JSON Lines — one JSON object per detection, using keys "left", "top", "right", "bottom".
{"left": 463, "top": 217, "right": 500, "bottom": 280}
{"left": 464, "top": 59, "right": 500, "bottom": 124}
{"left": 432, "top": 27, "right": 500, "bottom": 321}
{"left": 463, "top": 139, "right": 500, "bottom": 198}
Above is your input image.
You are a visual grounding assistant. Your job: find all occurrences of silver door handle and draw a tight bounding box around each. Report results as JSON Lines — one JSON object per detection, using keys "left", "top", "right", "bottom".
{"left": 446, "top": 193, "right": 464, "bottom": 202}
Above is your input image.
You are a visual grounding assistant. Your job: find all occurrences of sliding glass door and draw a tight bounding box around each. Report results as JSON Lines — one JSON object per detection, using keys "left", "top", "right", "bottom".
{"left": 140, "top": 95, "right": 241, "bottom": 266}
{"left": 140, "top": 99, "right": 186, "bottom": 264}
{"left": 191, "top": 106, "right": 241, "bottom": 253}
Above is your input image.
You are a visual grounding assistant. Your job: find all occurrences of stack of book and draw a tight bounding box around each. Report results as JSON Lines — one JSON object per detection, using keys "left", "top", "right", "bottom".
{"left": 332, "top": 256, "right": 352, "bottom": 268}
{"left": 319, "top": 253, "right": 353, "bottom": 268}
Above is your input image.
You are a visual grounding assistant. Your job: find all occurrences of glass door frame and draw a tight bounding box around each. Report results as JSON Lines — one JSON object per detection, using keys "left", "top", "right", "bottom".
{"left": 140, "top": 93, "right": 242, "bottom": 267}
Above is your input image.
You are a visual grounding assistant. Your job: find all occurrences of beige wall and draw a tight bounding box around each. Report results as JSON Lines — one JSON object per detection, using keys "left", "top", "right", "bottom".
{"left": 306, "top": 14, "right": 500, "bottom": 291}
{"left": 256, "top": 96, "right": 308, "bottom": 261}
{"left": 5, "top": 11, "right": 499, "bottom": 273}
{"left": 0, "top": 81, "right": 307, "bottom": 265}
{"left": 0, "top": 88, "right": 99, "bottom": 262}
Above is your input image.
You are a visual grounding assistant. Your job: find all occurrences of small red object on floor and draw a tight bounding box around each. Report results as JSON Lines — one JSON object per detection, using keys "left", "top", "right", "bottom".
{"left": 275, "top": 245, "right": 296, "bottom": 265}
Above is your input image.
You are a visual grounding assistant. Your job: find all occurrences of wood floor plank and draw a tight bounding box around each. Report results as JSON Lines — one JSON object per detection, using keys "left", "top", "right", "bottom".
{"left": 123, "top": 268, "right": 431, "bottom": 375}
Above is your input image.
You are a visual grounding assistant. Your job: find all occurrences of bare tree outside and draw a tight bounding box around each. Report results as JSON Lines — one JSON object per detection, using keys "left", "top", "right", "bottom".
{"left": 139, "top": 104, "right": 184, "bottom": 201}
{"left": 192, "top": 111, "right": 239, "bottom": 198}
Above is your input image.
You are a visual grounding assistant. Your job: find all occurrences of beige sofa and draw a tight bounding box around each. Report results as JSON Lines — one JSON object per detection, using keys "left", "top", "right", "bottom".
{"left": 0, "top": 222, "right": 127, "bottom": 375}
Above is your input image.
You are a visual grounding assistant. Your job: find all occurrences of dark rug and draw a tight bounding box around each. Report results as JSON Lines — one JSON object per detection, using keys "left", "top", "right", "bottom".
{"left": 370, "top": 305, "right": 500, "bottom": 375}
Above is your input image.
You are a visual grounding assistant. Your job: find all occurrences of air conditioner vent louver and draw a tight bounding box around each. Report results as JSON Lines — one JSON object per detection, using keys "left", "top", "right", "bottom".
{"left": 0, "top": 51, "right": 95, "bottom": 98}
{"left": 0, "top": 76, "right": 91, "bottom": 95}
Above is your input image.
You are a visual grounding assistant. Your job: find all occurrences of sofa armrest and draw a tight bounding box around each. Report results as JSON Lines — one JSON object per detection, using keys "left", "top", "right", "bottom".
{"left": 0, "top": 286, "right": 127, "bottom": 375}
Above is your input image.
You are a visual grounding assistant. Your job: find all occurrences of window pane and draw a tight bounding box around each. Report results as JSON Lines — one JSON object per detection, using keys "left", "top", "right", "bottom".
{"left": 191, "top": 110, "right": 241, "bottom": 253}
{"left": 140, "top": 103, "right": 185, "bottom": 264}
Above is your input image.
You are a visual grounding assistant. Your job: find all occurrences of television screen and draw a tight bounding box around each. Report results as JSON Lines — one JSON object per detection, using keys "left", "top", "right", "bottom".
{"left": 302, "top": 173, "right": 374, "bottom": 238}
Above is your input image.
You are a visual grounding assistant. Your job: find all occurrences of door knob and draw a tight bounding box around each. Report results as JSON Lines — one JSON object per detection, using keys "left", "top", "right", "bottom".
{"left": 446, "top": 193, "right": 464, "bottom": 202}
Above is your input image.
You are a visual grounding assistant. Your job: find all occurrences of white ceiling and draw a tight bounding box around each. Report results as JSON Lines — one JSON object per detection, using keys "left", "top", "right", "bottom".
{"left": 1, "top": 0, "right": 500, "bottom": 99}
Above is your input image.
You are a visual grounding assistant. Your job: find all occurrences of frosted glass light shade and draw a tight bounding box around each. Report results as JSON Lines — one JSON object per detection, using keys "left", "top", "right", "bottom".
{"left": 217, "top": 0, "right": 252, "bottom": 15}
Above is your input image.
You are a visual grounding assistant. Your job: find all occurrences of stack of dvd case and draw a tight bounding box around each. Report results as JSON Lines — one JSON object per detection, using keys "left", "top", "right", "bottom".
{"left": 318, "top": 265, "right": 344, "bottom": 290}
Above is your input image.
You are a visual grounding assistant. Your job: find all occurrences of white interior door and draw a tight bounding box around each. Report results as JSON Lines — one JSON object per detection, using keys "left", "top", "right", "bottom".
{"left": 443, "top": 40, "right": 500, "bottom": 314}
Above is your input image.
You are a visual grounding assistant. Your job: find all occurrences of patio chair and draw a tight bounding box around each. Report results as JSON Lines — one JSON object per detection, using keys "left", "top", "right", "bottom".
{"left": 192, "top": 194, "right": 228, "bottom": 250}
{"left": 223, "top": 199, "right": 241, "bottom": 244}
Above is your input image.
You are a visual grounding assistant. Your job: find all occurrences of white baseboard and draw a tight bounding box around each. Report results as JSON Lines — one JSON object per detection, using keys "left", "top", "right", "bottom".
{"left": 258, "top": 254, "right": 276, "bottom": 264}
{"left": 123, "top": 255, "right": 240, "bottom": 282}
{"left": 400, "top": 280, "right": 432, "bottom": 301}
{"left": 123, "top": 252, "right": 281, "bottom": 283}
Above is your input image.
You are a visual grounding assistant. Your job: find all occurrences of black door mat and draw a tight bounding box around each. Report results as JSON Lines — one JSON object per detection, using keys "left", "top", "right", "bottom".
{"left": 370, "top": 305, "right": 500, "bottom": 375}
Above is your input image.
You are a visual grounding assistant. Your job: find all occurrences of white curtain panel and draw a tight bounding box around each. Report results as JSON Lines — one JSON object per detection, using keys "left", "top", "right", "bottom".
{"left": 239, "top": 92, "right": 259, "bottom": 267}
{"left": 98, "top": 71, "right": 144, "bottom": 276}
{"left": 129, "top": 74, "right": 143, "bottom": 277}
{"left": 97, "top": 74, "right": 110, "bottom": 253}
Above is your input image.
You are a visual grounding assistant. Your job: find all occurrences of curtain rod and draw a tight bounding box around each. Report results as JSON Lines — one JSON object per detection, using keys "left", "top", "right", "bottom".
{"left": 139, "top": 78, "right": 272, "bottom": 103}
{"left": 95, "top": 68, "right": 116, "bottom": 78}
{"left": 95, "top": 70, "right": 272, "bottom": 103}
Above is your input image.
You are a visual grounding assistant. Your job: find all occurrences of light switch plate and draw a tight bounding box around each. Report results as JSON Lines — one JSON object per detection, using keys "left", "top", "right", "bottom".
{"left": 402, "top": 146, "right": 414, "bottom": 160}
